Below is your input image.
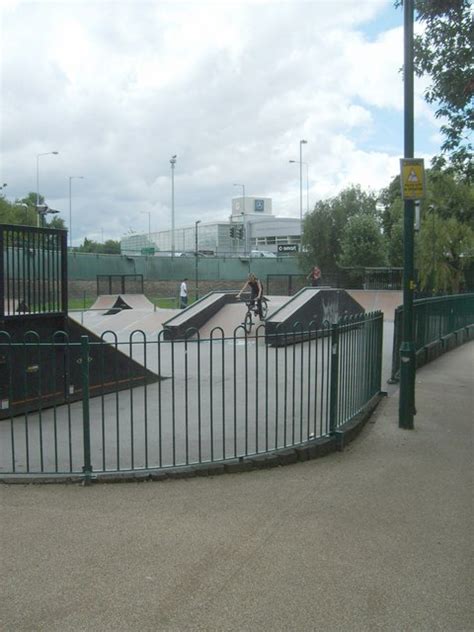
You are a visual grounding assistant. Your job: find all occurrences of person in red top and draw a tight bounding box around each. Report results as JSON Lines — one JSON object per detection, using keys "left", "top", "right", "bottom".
{"left": 307, "top": 265, "right": 322, "bottom": 287}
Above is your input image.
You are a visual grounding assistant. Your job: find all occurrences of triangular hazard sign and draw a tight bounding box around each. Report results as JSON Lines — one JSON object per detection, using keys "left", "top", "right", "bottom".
{"left": 407, "top": 169, "right": 419, "bottom": 183}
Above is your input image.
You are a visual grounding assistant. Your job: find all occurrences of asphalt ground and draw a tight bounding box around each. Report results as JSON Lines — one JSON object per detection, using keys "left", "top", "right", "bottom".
{"left": 1, "top": 341, "right": 472, "bottom": 631}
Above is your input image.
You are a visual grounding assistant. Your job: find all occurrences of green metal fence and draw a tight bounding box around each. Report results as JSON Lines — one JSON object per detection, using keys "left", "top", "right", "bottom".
{"left": 390, "top": 293, "right": 474, "bottom": 381}
{"left": 0, "top": 312, "right": 383, "bottom": 480}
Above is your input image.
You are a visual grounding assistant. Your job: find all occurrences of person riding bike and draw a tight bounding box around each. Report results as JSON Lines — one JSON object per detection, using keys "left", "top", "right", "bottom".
{"left": 237, "top": 273, "right": 264, "bottom": 320}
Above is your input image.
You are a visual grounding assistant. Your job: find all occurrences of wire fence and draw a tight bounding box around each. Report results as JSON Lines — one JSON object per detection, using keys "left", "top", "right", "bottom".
{"left": 0, "top": 312, "right": 383, "bottom": 480}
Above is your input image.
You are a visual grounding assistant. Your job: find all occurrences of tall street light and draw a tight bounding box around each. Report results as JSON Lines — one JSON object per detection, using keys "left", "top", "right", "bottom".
{"left": 195, "top": 220, "right": 201, "bottom": 301}
{"left": 289, "top": 159, "right": 309, "bottom": 214}
{"left": 68, "top": 175, "right": 84, "bottom": 249}
{"left": 142, "top": 211, "right": 151, "bottom": 242}
{"left": 170, "top": 154, "right": 177, "bottom": 256}
{"left": 299, "top": 140, "right": 308, "bottom": 228}
{"left": 233, "top": 183, "right": 246, "bottom": 255}
{"left": 36, "top": 151, "right": 59, "bottom": 227}
{"left": 233, "top": 183, "right": 246, "bottom": 215}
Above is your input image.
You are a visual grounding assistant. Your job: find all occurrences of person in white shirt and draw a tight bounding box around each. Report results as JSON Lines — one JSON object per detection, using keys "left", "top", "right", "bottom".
{"left": 180, "top": 278, "right": 188, "bottom": 309}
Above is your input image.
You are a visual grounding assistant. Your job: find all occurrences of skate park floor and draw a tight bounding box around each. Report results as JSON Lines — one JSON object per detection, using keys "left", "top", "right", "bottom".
{"left": 70, "top": 290, "right": 397, "bottom": 387}
{"left": 1, "top": 341, "right": 472, "bottom": 631}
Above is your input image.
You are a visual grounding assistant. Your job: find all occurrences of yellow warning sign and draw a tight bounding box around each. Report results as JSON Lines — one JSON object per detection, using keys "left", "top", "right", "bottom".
{"left": 400, "top": 158, "right": 426, "bottom": 199}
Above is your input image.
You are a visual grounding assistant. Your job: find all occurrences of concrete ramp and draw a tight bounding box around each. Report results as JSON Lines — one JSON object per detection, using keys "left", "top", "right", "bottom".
{"left": 162, "top": 292, "right": 232, "bottom": 340}
{"left": 265, "top": 288, "right": 365, "bottom": 345}
{"left": 346, "top": 290, "right": 402, "bottom": 321}
{"left": 70, "top": 307, "right": 180, "bottom": 339}
{"left": 198, "top": 296, "right": 289, "bottom": 338}
{"left": 90, "top": 294, "right": 154, "bottom": 312}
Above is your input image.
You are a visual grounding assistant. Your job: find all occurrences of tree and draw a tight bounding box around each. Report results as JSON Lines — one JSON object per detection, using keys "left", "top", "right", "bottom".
{"left": 338, "top": 214, "right": 388, "bottom": 268}
{"left": 417, "top": 213, "right": 474, "bottom": 291}
{"left": 397, "top": 0, "right": 473, "bottom": 180}
{"left": 75, "top": 238, "right": 121, "bottom": 254}
{"left": 379, "top": 166, "right": 474, "bottom": 288}
{"left": 301, "top": 185, "right": 379, "bottom": 270}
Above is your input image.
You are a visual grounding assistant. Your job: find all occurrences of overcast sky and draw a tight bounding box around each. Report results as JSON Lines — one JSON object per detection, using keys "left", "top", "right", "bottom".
{"left": 1, "top": 0, "right": 439, "bottom": 245}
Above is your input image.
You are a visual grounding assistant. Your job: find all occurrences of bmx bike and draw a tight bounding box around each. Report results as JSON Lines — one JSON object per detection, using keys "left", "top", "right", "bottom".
{"left": 241, "top": 297, "right": 269, "bottom": 334}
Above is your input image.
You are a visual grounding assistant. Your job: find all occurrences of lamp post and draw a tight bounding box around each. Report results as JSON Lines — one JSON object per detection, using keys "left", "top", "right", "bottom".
{"left": 399, "top": 0, "right": 416, "bottom": 429}
{"left": 234, "top": 184, "right": 246, "bottom": 255}
{"left": 233, "top": 183, "right": 246, "bottom": 215}
{"left": 142, "top": 211, "right": 151, "bottom": 242}
{"left": 195, "top": 220, "right": 201, "bottom": 301}
{"left": 299, "top": 140, "right": 308, "bottom": 227}
{"left": 68, "top": 175, "right": 84, "bottom": 249}
{"left": 289, "top": 159, "right": 309, "bottom": 214}
{"left": 36, "top": 151, "right": 59, "bottom": 227}
{"left": 170, "top": 155, "right": 177, "bottom": 256}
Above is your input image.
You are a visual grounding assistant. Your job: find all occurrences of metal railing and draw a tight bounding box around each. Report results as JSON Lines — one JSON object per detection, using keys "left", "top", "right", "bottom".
{"left": 0, "top": 312, "right": 383, "bottom": 479}
{"left": 390, "top": 293, "right": 474, "bottom": 381}
{"left": 0, "top": 224, "right": 67, "bottom": 318}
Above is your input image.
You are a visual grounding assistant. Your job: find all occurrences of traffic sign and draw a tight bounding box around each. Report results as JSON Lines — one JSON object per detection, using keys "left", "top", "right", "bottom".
{"left": 400, "top": 158, "right": 426, "bottom": 199}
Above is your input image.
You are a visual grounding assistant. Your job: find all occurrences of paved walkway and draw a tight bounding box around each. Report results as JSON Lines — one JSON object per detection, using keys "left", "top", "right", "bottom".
{"left": 1, "top": 342, "right": 472, "bottom": 632}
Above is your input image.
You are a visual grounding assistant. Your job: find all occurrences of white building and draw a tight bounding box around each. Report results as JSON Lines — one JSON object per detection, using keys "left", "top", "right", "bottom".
{"left": 120, "top": 197, "right": 301, "bottom": 256}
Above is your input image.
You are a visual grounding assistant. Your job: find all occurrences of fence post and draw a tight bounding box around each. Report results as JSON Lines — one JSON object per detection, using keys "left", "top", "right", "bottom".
{"left": 329, "top": 323, "right": 339, "bottom": 434}
{"left": 81, "top": 335, "right": 93, "bottom": 484}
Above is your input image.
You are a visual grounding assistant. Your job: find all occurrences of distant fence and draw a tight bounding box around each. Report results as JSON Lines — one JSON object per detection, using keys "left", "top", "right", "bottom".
{"left": 0, "top": 312, "right": 383, "bottom": 481}
{"left": 390, "top": 293, "right": 474, "bottom": 381}
{"left": 267, "top": 268, "right": 403, "bottom": 295}
{"left": 96, "top": 274, "right": 144, "bottom": 295}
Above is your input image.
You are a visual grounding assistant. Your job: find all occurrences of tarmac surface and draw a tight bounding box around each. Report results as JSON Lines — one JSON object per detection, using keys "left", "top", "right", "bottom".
{"left": 1, "top": 341, "right": 472, "bottom": 631}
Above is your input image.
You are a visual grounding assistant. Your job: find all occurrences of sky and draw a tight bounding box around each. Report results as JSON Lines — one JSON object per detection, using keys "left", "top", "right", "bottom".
{"left": 0, "top": 0, "right": 440, "bottom": 245}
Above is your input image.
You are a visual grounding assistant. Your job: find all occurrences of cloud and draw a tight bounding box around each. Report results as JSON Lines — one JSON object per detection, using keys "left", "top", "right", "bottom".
{"left": 1, "top": 0, "right": 440, "bottom": 244}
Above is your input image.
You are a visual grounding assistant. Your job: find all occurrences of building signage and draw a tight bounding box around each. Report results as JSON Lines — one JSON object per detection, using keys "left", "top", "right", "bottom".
{"left": 277, "top": 244, "right": 299, "bottom": 253}
{"left": 400, "top": 158, "right": 426, "bottom": 200}
{"left": 254, "top": 199, "right": 264, "bottom": 212}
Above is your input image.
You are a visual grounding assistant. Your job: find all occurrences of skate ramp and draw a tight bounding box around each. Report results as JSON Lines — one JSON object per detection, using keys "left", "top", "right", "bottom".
{"left": 162, "top": 292, "right": 232, "bottom": 340}
{"left": 90, "top": 294, "right": 154, "bottom": 312}
{"left": 346, "top": 290, "right": 402, "bottom": 321}
{"left": 265, "top": 288, "right": 365, "bottom": 346}
{"left": 69, "top": 307, "right": 180, "bottom": 339}
{"left": 198, "top": 296, "right": 289, "bottom": 338}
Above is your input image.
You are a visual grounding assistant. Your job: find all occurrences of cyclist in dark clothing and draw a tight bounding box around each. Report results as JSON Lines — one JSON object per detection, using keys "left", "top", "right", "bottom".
{"left": 237, "top": 273, "right": 264, "bottom": 319}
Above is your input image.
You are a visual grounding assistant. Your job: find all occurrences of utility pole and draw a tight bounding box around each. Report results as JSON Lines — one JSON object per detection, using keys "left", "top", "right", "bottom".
{"left": 399, "top": 0, "right": 416, "bottom": 429}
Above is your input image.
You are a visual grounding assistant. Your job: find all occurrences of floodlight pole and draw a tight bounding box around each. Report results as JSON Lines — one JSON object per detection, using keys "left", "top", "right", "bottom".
{"left": 399, "top": 0, "right": 416, "bottom": 429}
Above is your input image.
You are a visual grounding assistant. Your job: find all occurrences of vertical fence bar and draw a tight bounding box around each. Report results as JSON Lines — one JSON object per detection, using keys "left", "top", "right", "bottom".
{"left": 81, "top": 335, "right": 92, "bottom": 483}
{"left": 329, "top": 323, "right": 339, "bottom": 434}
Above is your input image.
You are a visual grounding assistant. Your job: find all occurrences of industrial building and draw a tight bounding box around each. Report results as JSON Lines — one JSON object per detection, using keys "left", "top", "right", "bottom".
{"left": 120, "top": 197, "right": 302, "bottom": 256}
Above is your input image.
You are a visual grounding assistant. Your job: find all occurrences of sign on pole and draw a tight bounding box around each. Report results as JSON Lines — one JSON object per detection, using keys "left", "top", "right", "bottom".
{"left": 400, "top": 158, "right": 426, "bottom": 200}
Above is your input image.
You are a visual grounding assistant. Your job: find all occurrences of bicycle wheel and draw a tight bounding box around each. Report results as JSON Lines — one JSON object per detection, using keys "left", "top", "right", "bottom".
{"left": 243, "top": 311, "right": 253, "bottom": 334}
{"left": 260, "top": 299, "right": 268, "bottom": 320}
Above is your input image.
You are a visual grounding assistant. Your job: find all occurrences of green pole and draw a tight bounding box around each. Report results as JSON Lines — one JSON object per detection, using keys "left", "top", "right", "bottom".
{"left": 329, "top": 323, "right": 339, "bottom": 434}
{"left": 399, "top": 0, "right": 416, "bottom": 429}
{"left": 81, "top": 335, "right": 93, "bottom": 483}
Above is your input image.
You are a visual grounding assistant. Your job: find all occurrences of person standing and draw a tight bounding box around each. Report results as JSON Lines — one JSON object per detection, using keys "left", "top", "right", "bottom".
{"left": 307, "top": 265, "right": 322, "bottom": 287}
{"left": 179, "top": 278, "right": 188, "bottom": 309}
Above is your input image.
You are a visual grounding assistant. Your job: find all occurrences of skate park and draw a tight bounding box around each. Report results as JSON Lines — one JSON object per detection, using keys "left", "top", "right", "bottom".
{"left": 1, "top": 224, "right": 473, "bottom": 480}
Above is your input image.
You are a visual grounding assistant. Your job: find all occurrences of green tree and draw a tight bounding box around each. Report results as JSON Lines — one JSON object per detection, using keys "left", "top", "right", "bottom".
{"left": 397, "top": 0, "right": 473, "bottom": 180}
{"left": 338, "top": 214, "right": 388, "bottom": 268}
{"left": 75, "top": 238, "right": 121, "bottom": 254}
{"left": 301, "top": 185, "right": 378, "bottom": 270}
{"left": 417, "top": 213, "right": 474, "bottom": 291}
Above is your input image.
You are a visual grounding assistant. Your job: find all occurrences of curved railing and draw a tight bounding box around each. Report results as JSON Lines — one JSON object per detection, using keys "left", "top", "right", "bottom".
{"left": 390, "top": 293, "right": 474, "bottom": 381}
{"left": 0, "top": 312, "right": 383, "bottom": 481}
